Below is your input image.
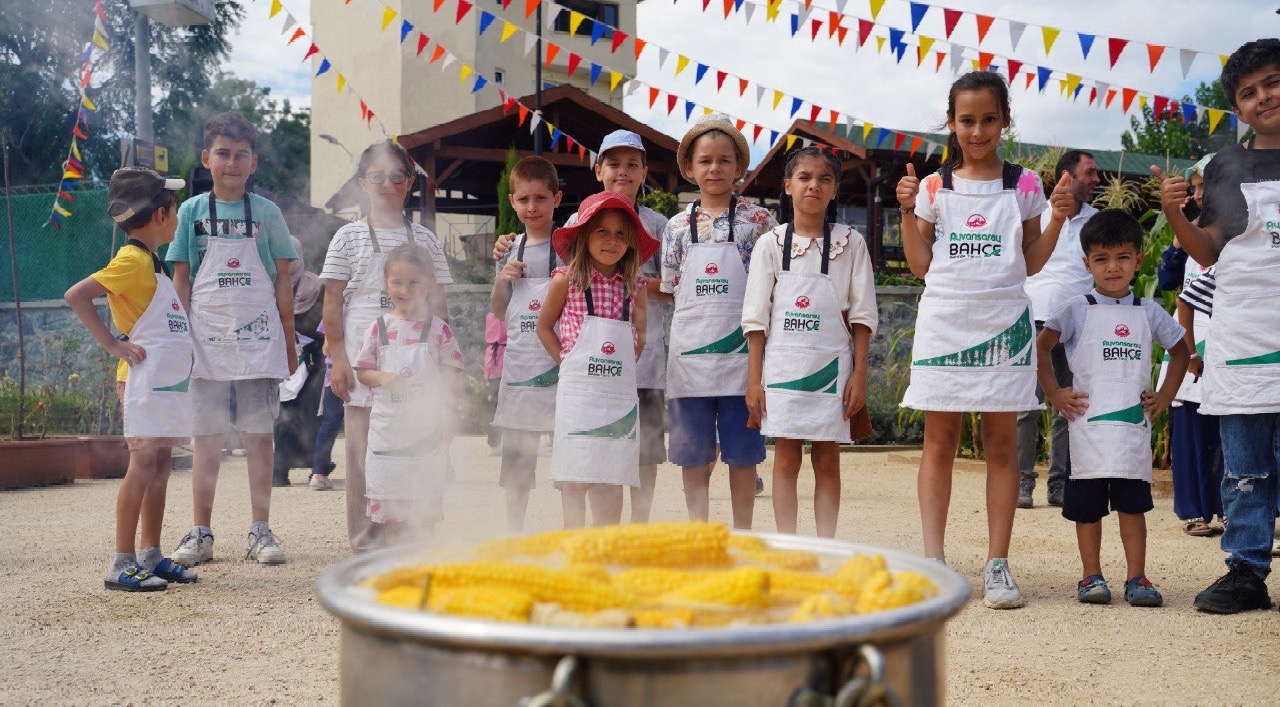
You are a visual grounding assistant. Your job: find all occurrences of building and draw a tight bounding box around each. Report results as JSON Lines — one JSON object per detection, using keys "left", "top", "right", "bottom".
{"left": 310, "top": 0, "right": 642, "bottom": 210}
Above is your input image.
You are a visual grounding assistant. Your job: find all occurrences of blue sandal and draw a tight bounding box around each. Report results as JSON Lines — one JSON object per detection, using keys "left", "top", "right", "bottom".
{"left": 150, "top": 557, "right": 198, "bottom": 584}
{"left": 105, "top": 564, "right": 168, "bottom": 592}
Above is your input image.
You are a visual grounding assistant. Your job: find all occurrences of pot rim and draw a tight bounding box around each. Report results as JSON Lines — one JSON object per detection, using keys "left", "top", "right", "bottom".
{"left": 317, "top": 532, "right": 971, "bottom": 660}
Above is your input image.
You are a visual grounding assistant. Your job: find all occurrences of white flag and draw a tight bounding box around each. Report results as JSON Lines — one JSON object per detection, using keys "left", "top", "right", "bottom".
{"left": 530, "top": 114, "right": 543, "bottom": 133}
{"left": 1008, "top": 21, "right": 1026, "bottom": 52}
{"left": 658, "top": 47, "right": 670, "bottom": 70}
{"left": 1179, "top": 49, "right": 1196, "bottom": 79}
{"left": 835, "top": 0, "right": 849, "bottom": 14}
{"left": 281, "top": 14, "right": 297, "bottom": 33}
{"left": 524, "top": 33, "right": 538, "bottom": 57}
{"left": 441, "top": 53, "right": 456, "bottom": 71}
{"left": 950, "top": 51, "right": 965, "bottom": 75}
{"left": 756, "top": 85, "right": 766, "bottom": 106}
{"left": 743, "top": 3, "right": 755, "bottom": 24}
{"left": 1094, "top": 82, "right": 1109, "bottom": 109}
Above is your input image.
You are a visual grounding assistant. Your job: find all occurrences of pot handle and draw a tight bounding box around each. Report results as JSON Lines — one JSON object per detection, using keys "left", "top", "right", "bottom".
{"left": 789, "top": 645, "right": 901, "bottom": 707}
{"left": 519, "top": 655, "right": 589, "bottom": 707}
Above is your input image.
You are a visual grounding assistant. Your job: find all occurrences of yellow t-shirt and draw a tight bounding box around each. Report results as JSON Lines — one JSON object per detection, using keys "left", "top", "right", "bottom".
{"left": 90, "top": 244, "right": 158, "bottom": 382}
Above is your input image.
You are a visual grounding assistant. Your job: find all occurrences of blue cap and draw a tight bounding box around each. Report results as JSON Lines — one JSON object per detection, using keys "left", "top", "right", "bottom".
{"left": 597, "top": 130, "right": 645, "bottom": 164}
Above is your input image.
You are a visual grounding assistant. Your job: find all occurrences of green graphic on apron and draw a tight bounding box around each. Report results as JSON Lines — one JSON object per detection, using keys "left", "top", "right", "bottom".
{"left": 1225, "top": 350, "right": 1280, "bottom": 366}
{"left": 767, "top": 358, "right": 839, "bottom": 394}
{"left": 372, "top": 434, "right": 444, "bottom": 458}
{"left": 1163, "top": 339, "right": 1205, "bottom": 362}
{"left": 913, "top": 308, "right": 1033, "bottom": 368}
{"left": 569, "top": 405, "right": 638, "bottom": 440}
{"left": 679, "top": 326, "right": 748, "bottom": 356}
{"left": 1086, "top": 404, "right": 1148, "bottom": 425}
{"left": 507, "top": 366, "right": 560, "bottom": 387}
{"left": 210, "top": 310, "right": 273, "bottom": 342}
{"left": 152, "top": 374, "right": 191, "bottom": 394}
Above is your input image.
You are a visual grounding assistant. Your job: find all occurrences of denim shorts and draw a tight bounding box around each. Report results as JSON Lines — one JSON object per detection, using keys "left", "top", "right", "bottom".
{"left": 1061, "top": 477, "right": 1154, "bottom": 523}
{"left": 667, "top": 395, "right": 766, "bottom": 468}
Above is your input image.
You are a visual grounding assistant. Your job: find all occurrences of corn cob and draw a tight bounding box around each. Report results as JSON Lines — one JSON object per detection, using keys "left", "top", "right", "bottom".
{"left": 471, "top": 529, "right": 579, "bottom": 561}
{"left": 561, "top": 563, "right": 612, "bottom": 583}
{"left": 612, "top": 568, "right": 716, "bottom": 597}
{"left": 429, "top": 585, "right": 536, "bottom": 623}
{"left": 740, "top": 548, "right": 821, "bottom": 572}
{"left": 531, "top": 604, "right": 633, "bottom": 628}
{"left": 428, "top": 562, "right": 637, "bottom": 612}
{"left": 561, "top": 521, "right": 731, "bottom": 568}
{"left": 788, "top": 592, "right": 857, "bottom": 622}
{"left": 375, "top": 585, "right": 427, "bottom": 610}
{"left": 726, "top": 535, "right": 770, "bottom": 553}
{"left": 660, "top": 566, "right": 771, "bottom": 609}
{"left": 834, "top": 554, "right": 888, "bottom": 587}
{"left": 767, "top": 569, "right": 845, "bottom": 605}
{"left": 631, "top": 608, "right": 697, "bottom": 629}
{"left": 362, "top": 565, "right": 430, "bottom": 592}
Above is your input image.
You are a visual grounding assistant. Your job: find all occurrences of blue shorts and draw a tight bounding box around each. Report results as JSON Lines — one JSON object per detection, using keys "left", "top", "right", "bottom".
{"left": 667, "top": 396, "right": 766, "bottom": 468}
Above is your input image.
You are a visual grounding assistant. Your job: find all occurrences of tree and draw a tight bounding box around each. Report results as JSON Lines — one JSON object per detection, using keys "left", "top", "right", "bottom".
{"left": 1120, "top": 80, "right": 1240, "bottom": 160}
{"left": 495, "top": 147, "right": 520, "bottom": 238}
{"left": 0, "top": 1, "right": 243, "bottom": 186}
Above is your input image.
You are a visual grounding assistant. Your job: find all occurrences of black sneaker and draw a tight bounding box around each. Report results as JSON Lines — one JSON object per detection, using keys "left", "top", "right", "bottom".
{"left": 1193, "top": 564, "right": 1273, "bottom": 614}
{"left": 1047, "top": 484, "right": 1064, "bottom": 507}
{"left": 1017, "top": 476, "right": 1034, "bottom": 509}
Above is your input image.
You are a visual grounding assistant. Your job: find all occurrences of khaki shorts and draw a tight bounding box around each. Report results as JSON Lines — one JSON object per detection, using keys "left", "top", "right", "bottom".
{"left": 116, "top": 381, "right": 190, "bottom": 450}
{"left": 191, "top": 378, "right": 281, "bottom": 435}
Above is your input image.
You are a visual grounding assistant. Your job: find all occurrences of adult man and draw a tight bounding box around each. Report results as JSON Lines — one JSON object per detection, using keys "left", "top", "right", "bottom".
{"left": 1018, "top": 150, "right": 1101, "bottom": 508}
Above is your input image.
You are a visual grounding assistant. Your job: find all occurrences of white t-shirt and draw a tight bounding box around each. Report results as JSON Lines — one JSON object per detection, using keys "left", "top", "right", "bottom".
{"left": 1044, "top": 290, "right": 1186, "bottom": 361}
{"left": 321, "top": 221, "right": 453, "bottom": 300}
{"left": 1024, "top": 203, "right": 1097, "bottom": 321}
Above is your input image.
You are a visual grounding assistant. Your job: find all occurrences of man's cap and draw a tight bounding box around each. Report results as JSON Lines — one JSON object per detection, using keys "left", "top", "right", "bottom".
{"left": 596, "top": 130, "right": 646, "bottom": 164}
{"left": 676, "top": 113, "right": 750, "bottom": 181}
{"left": 107, "top": 167, "right": 185, "bottom": 224}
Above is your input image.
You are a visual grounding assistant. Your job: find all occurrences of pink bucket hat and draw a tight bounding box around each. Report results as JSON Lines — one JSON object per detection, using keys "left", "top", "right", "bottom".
{"left": 552, "top": 191, "right": 661, "bottom": 264}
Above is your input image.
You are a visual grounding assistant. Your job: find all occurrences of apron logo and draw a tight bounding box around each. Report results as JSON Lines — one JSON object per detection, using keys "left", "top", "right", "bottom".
{"left": 171, "top": 299, "right": 180, "bottom": 311}
{"left": 227, "top": 257, "right": 240, "bottom": 269}
{"left": 399, "top": 367, "right": 414, "bottom": 379}
{"left": 705, "top": 263, "right": 719, "bottom": 275}
{"left": 588, "top": 354, "right": 624, "bottom": 378}
{"left": 965, "top": 214, "right": 987, "bottom": 228}
{"left": 795, "top": 296, "right": 811, "bottom": 309}
{"left": 528, "top": 299, "right": 542, "bottom": 311}
{"left": 1103, "top": 338, "right": 1142, "bottom": 361}
{"left": 1114, "top": 325, "right": 1130, "bottom": 338}
{"left": 601, "top": 342, "right": 616, "bottom": 356}
{"left": 1270, "top": 229, "right": 1280, "bottom": 248}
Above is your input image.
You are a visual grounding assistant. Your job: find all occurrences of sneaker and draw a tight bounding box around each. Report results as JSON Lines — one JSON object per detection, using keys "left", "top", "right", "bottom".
{"left": 309, "top": 473, "right": 333, "bottom": 491}
{"left": 1194, "top": 564, "right": 1273, "bottom": 614}
{"left": 982, "top": 558, "right": 1025, "bottom": 609}
{"left": 246, "top": 527, "right": 286, "bottom": 565}
{"left": 1076, "top": 574, "right": 1111, "bottom": 604}
{"left": 1124, "top": 576, "right": 1164, "bottom": 607}
{"left": 172, "top": 527, "right": 214, "bottom": 566}
{"left": 488, "top": 445, "right": 502, "bottom": 457}
{"left": 755, "top": 475, "right": 764, "bottom": 495}
{"left": 1047, "top": 484, "right": 1064, "bottom": 507}
{"left": 1017, "top": 476, "right": 1034, "bottom": 509}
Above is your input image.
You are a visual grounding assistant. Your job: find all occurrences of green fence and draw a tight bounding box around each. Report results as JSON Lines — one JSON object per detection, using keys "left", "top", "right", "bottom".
{"left": 0, "top": 187, "right": 120, "bottom": 302}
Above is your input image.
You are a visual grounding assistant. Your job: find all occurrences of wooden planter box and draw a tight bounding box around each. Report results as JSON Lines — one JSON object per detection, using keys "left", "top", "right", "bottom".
{"left": 73, "top": 435, "right": 131, "bottom": 480}
{"left": 0, "top": 439, "right": 80, "bottom": 490}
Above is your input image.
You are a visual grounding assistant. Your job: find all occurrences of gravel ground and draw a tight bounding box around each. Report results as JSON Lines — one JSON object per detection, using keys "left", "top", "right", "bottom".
{"left": 2, "top": 436, "right": 1278, "bottom": 705}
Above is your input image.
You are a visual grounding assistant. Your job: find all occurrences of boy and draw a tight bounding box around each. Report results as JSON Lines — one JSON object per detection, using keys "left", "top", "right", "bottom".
{"left": 490, "top": 156, "right": 563, "bottom": 531}
{"left": 167, "top": 112, "right": 298, "bottom": 566}
{"left": 1154, "top": 38, "right": 1280, "bottom": 613}
{"left": 1036, "top": 209, "right": 1189, "bottom": 607}
{"left": 66, "top": 167, "right": 199, "bottom": 591}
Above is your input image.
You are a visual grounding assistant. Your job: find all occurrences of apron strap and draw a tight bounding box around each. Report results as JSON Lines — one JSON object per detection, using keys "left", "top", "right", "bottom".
{"left": 584, "top": 285, "right": 595, "bottom": 317}
{"left": 367, "top": 214, "right": 414, "bottom": 254}
{"left": 376, "top": 315, "right": 390, "bottom": 346}
{"left": 1084, "top": 294, "right": 1098, "bottom": 305}
{"left": 622, "top": 291, "right": 631, "bottom": 322}
{"left": 688, "top": 195, "right": 737, "bottom": 244}
{"left": 513, "top": 232, "right": 558, "bottom": 277}
{"left": 515, "top": 234, "right": 526, "bottom": 265}
{"left": 126, "top": 238, "right": 170, "bottom": 278}
{"left": 1001, "top": 162, "right": 1022, "bottom": 191}
{"left": 207, "top": 192, "right": 253, "bottom": 238}
{"left": 781, "top": 223, "right": 833, "bottom": 274}
{"left": 939, "top": 166, "right": 953, "bottom": 191}
{"left": 1132, "top": 296, "right": 1141, "bottom": 306}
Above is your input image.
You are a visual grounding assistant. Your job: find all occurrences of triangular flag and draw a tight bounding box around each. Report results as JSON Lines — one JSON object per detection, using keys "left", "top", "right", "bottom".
{"left": 828, "top": 110, "right": 840, "bottom": 132}
{"left": 738, "top": 77, "right": 749, "bottom": 96}
{"left": 634, "top": 38, "right": 647, "bottom": 60}
{"left": 772, "top": 90, "right": 784, "bottom": 110}
{"left": 1121, "top": 87, "right": 1137, "bottom": 112}
{"left": 564, "top": 52, "right": 582, "bottom": 76}
{"left": 500, "top": 21, "right": 518, "bottom": 42}
{"left": 523, "top": 33, "right": 537, "bottom": 56}
{"left": 1103, "top": 88, "right": 1116, "bottom": 108}
{"left": 1025, "top": 72, "right": 1036, "bottom": 90}
{"left": 302, "top": 43, "right": 319, "bottom": 61}
{"left": 525, "top": 0, "right": 541, "bottom": 19}
{"left": 434, "top": 0, "right": 447, "bottom": 11}
{"left": 316, "top": 58, "right": 331, "bottom": 76}
{"left": 1220, "top": 54, "right": 1229, "bottom": 67}
{"left": 790, "top": 97, "right": 804, "bottom": 117}
{"left": 685, "top": 101, "right": 696, "bottom": 120}
{"left": 648, "top": 87, "right": 660, "bottom": 108}
{"left": 73, "top": 124, "right": 88, "bottom": 140}
{"left": 545, "top": 42, "right": 560, "bottom": 64}
{"left": 381, "top": 6, "right": 397, "bottom": 31}
{"left": 609, "top": 71, "right": 623, "bottom": 91}
{"left": 753, "top": 124, "right": 763, "bottom": 142}
{"left": 716, "top": 70, "right": 727, "bottom": 90}
{"left": 888, "top": 28, "right": 904, "bottom": 54}
{"left": 590, "top": 20, "right": 607, "bottom": 45}
{"left": 908, "top": 2, "right": 928, "bottom": 32}
{"left": 1007, "top": 60, "right": 1023, "bottom": 84}
{"left": 894, "top": 132, "right": 906, "bottom": 151}
{"left": 1037, "top": 66, "right": 1052, "bottom": 92}
{"left": 1147, "top": 44, "right": 1166, "bottom": 72}
{"left": 974, "top": 15, "right": 994, "bottom": 44}
{"left": 288, "top": 26, "right": 306, "bottom": 45}
{"left": 611, "top": 31, "right": 628, "bottom": 54}
{"left": 459, "top": 65, "right": 472, "bottom": 84}
{"left": 868, "top": 0, "right": 886, "bottom": 20}
{"left": 978, "top": 52, "right": 994, "bottom": 70}
{"left": 269, "top": 0, "right": 282, "bottom": 18}
{"left": 590, "top": 63, "right": 602, "bottom": 85}
{"left": 416, "top": 33, "right": 430, "bottom": 55}
{"left": 658, "top": 47, "right": 670, "bottom": 69}
{"left": 1042, "top": 26, "right": 1061, "bottom": 54}
{"left": 786, "top": 135, "right": 797, "bottom": 151}
{"left": 336, "top": 73, "right": 346, "bottom": 92}
{"left": 695, "top": 63, "right": 709, "bottom": 85}
{"left": 1078, "top": 33, "right": 1095, "bottom": 60}
{"left": 1178, "top": 49, "right": 1196, "bottom": 79}
{"left": 676, "top": 55, "right": 690, "bottom": 75}
{"left": 949, "top": 51, "right": 964, "bottom": 75}
{"left": 935, "top": 51, "right": 947, "bottom": 72}
{"left": 857, "top": 19, "right": 872, "bottom": 47}
{"left": 431, "top": 45, "right": 446, "bottom": 63}
{"left": 92, "top": 29, "right": 108, "bottom": 50}
{"left": 1008, "top": 21, "right": 1026, "bottom": 51}
{"left": 568, "top": 11, "right": 586, "bottom": 34}
{"left": 400, "top": 19, "right": 414, "bottom": 43}
{"left": 809, "top": 104, "right": 821, "bottom": 124}
{"left": 473, "top": 75, "right": 488, "bottom": 93}
{"left": 517, "top": 104, "right": 529, "bottom": 125}
{"left": 862, "top": 122, "right": 874, "bottom": 142}
{"left": 477, "top": 10, "right": 495, "bottom": 35}
{"left": 666, "top": 94, "right": 678, "bottom": 115}
{"left": 1152, "top": 95, "right": 1168, "bottom": 119}
{"left": 1107, "top": 38, "right": 1128, "bottom": 68}
{"left": 919, "top": 36, "right": 936, "bottom": 57}
{"left": 71, "top": 140, "right": 81, "bottom": 161}
{"left": 1065, "top": 74, "right": 1082, "bottom": 97}
{"left": 756, "top": 85, "right": 766, "bottom": 106}
{"left": 1208, "top": 108, "right": 1225, "bottom": 134}
{"left": 53, "top": 204, "right": 72, "bottom": 218}
{"left": 811, "top": 18, "right": 822, "bottom": 41}
{"left": 909, "top": 137, "right": 923, "bottom": 156}
{"left": 1182, "top": 103, "right": 1197, "bottom": 125}
{"left": 942, "top": 8, "right": 962, "bottom": 38}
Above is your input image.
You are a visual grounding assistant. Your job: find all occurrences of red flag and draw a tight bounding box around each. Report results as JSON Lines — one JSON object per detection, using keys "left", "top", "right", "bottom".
{"left": 810, "top": 19, "right": 822, "bottom": 41}
{"left": 359, "top": 99, "right": 369, "bottom": 120}
{"left": 648, "top": 87, "right": 660, "bottom": 108}
{"left": 1088, "top": 87, "right": 1097, "bottom": 105}
{"left": 975, "top": 15, "right": 994, "bottom": 43}
{"left": 1105, "top": 89, "right": 1117, "bottom": 109}
{"left": 456, "top": 0, "right": 472, "bottom": 23}
{"left": 434, "top": 0, "right": 446, "bottom": 11}
{"left": 517, "top": 104, "right": 529, "bottom": 125}
{"left": 94, "top": 0, "right": 108, "bottom": 22}
{"left": 611, "top": 31, "right": 628, "bottom": 53}
{"left": 804, "top": 0, "right": 814, "bottom": 8}
{"left": 827, "top": 12, "right": 839, "bottom": 38}
{"left": 858, "top": 19, "right": 872, "bottom": 47}
{"left": 416, "top": 33, "right": 430, "bottom": 55}
{"left": 1153, "top": 95, "right": 1168, "bottom": 119}
{"left": 566, "top": 53, "right": 582, "bottom": 76}
{"left": 716, "top": 71, "right": 727, "bottom": 91}
{"left": 893, "top": 132, "right": 906, "bottom": 151}
{"left": 753, "top": 125, "right": 763, "bottom": 142}
{"left": 978, "top": 52, "right": 994, "bottom": 70}
{"left": 1007, "top": 60, "right": 1023, "bottom": 84}
{"left": 58, "top": 191, "right": 75, "bottom": 203}
{"left": 810, "top": 104, "right": 821, "bottom": 124}
{"left": 288, "top": 27, "right": 306, "bottom": 45}
{"left": 578, "top": 145, "right": 587, "bottom": 161}
{"left": 73, "top": 125, "right": 88, "bottom": 139}
{"left": 735, "top": 119, "right": 745, "bottom": 131}
{"left": 430, "top": 45, "right": 446, "bottom": 63}
{"left": 909, "top": 137, "right": 923, "bottom": 156}
{"left": 936, "top": 52, "right": 946, "bottom": 72}
{"left": 524, "top": 0, "right": 541, "bottom": 19}
{"left": 667, "top": 95, "right": 678, "bottom": 114}
{"left": 1147, "top": 44, "right": 1165, "bottom": 72}
{"left": 738, "top": 78, "right": 749, "bottom": 96}
{"left": 723, "top": 0, "right": 734, "bottom": 18}
{"left": 1168, "top": 101, "right": 1181, "bottom": 122}
{"left": 1025, "top": 72, "right": 1035, "bottom": 90}
{"left": 1107, "top": 38, "right": 1128, "bottom": 68}
{"left": 1121, "top": 88, "right": 1137, "bottom": 112}
{"left": 836, "top": 26, "right": 848, "bottom": 45}
{"left": 633, "top": 38, "right": 647, "bottom": 60}
{"left": 828, "top": 110, "right": 840, "bottom": 133}
{"left": 702, "top": 0, "right": 711, "bottom": 10}
{"left": 302, "top": 43, "right": 319, "bottom": 60}
{"left": 942, "top": 8, "right": 961, "bottom": 38}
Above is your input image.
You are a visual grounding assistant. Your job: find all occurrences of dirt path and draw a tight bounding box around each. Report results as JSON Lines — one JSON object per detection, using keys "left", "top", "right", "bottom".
{"left": 2, "top": 437, "right": 1277, "bottom": 705}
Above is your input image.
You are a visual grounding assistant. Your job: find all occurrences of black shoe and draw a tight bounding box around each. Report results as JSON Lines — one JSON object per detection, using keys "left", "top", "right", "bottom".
{"left": 272, "top": 474, "right": 291, "bottom": 488}
{"left": 1017, "top": 477, "right": 1034, "bottom": 509}
{"left": 1194, "top": 564, "right": 1273, "bottom": 614}
{"left": 1047, "top": 485, "right": 1064, "bottom": 507}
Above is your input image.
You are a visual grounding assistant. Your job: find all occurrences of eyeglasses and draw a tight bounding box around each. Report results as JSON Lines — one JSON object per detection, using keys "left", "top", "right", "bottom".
{"left": 361, "top": 170, "right": 410, "bottom": 185}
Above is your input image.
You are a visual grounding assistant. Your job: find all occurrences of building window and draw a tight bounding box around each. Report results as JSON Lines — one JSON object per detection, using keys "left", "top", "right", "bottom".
{"left": 494, "top": 69, "right": 505, "bottom": 85}
{"left": 553, "top": 1, "right": 619, "bottom": 38}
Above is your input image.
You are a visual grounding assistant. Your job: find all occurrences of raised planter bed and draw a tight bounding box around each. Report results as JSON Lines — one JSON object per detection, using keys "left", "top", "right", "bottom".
{"left": 73, "top": 435, "right": 131, "bottom": 480}
{"left": 0, "top": 438, "right": 80, "bottom": 490}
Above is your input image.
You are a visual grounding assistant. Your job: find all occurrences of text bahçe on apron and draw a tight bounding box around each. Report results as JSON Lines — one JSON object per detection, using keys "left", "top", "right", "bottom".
{"left": 121, "top": 241, "right": 195, "bottom": 439}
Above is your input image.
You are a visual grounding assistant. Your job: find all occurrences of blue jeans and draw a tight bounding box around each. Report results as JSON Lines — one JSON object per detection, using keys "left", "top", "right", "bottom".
{"left": 311, "top": 386, "right": 345, "bottom": 477}
{"left": 1219, "top": 413, "right": 1280, "bottom": 573}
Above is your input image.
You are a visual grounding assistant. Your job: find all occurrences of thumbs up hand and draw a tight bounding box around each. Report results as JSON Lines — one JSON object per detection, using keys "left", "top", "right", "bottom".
{"left": 1049, "top": 170, "right": 1075, "bottom": 221}
{"left": 896, "top": 163, "right": 920, "bottom": 210}
{"left": 1150, "top": 165, "right": 1189, "bottom": 216}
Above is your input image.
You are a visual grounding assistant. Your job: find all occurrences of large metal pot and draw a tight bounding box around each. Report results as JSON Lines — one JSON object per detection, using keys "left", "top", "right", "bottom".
{"left": 318, "top": 533, "right": 970, "bottom": 706}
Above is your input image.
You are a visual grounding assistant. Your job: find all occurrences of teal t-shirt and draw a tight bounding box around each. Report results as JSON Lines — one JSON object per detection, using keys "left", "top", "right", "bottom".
{"left": 167, "top": 192, "right": 297, "bottom": 284}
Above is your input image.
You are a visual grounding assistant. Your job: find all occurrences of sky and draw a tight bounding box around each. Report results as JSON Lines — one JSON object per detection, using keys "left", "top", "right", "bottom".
{"left": 225, "top": 0, "right": 1276, "bottom": 166}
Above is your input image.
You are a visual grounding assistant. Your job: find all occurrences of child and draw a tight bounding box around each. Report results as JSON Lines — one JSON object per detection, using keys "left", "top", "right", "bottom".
{"left": 353, "top": 244, "right": 461, "bottom": 545}
{"left": 1037, "top": 209, "right": 1189, "bottom": 607}
{"left": 308, "top": 319, "right": 342, "bottom": 491}
{"left": 662, "top": 114, "right": 777, "bottom": 529}
{"left": 321, "top": 139, "right": 453, "bottom": 552}
{"left": 896, "top": 71, "right": 1072, "bottom": 608}
{"left": 743, "top": 147, "right": 877, "bottom": 537}
{"left": 1153, "top": 38, "right": 1280, "bottom": 614}
{"left": 65, "top": 167, "right": 197, "bottom": 591}
{"left": 167, "top": 112, "right": 298, "bottom": 567}
{"left": 493, "top": 132, "right": 671, "bottom": 522}
{"left": 483, "top": 312, "right": 506, "bottom": 457}
{"left": 490, "top": 156, "right": 564, "bottom": 532}
{"left": 537, "top": 191, "right": 659, "bottom": 528}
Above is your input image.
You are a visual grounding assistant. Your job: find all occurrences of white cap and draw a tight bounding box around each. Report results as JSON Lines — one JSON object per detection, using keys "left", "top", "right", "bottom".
{"left": 596, "top": 130, "right": 646, "bottom": 164}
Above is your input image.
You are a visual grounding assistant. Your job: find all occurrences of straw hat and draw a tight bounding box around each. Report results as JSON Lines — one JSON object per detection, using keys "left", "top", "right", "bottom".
{"left": 676, "top": 113, "right": 750, "bottom": 180}
{"left": 552, "top": 191, "right": 661, "bottom": 264}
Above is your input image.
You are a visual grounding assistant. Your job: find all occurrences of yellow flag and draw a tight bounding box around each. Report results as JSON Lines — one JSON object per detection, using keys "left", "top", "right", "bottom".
{"left": 336, "top": 73, "right": 346, "bottom": 93}
{"left": 1208, "top": 108, "right": 1225, "bottom": 134}
{"left": 862, "top": 123, "right": 874, "bottom": 142}
{"left": 1219, "top": 54, "right": 1228, "bottom": 67}
{"left": 54, "top": 205, "right": 72, "bottom": 217}
{"left": 381, "top": 6, "right": 397, "bottom": 31}
{"left": 460, "top": 65, "right": 472, "bottom": 84}
{"left": 875, "top": 36, "right": 885, "bottom": 54}
{"left": 703, "top": 107, "right": 712, "bottom": 115}
{"left": 1057, "top": 79, "right": 1067, "bottom": 96}
{"left": 767, "top": 0, "right": 782, "bottom": 21}
{"left": 772, "top": 90, "right": 784, "bottom": 110}
{"left": 1041, "top": 26, "right": 1060, "bottom": 54}
{"left": 71, "top": 139, "right": 81, "bottom": 161}
{"left": 941, "top": 145, "right": 948, "bottom": 163}
{"left": 501, "top": 21, "right": 518, "bottom": 42}
{"left": 92, "top": 30, "right": 108, "bottom": 50}
{"left": 269, "top": 0, "right": 282, "bottom": 18}
{"left": 1065, "top": 74, "right": 1082, "bottom": 96}
{"left": 918, "top": 36, "right": 935, "bottom": 56}
{"left": 609, "top": 71, "right": 622, "bottom": 92}
{"left": 81, "top": 95, "right": 97, "bottom": 111}
{"left": 869, "top": 0, "right": 886, "bottom": 20}
{"left": 785, "top": 135, "right": 797, "bottom": 150}
{"left": 675, "top": 55, "right": 689, "bottom": 75}
{"left": 569, "top": 11, "right": 586, "bottom": 35}
{"left": 971, "top": 60, "right": 981, "bottom": 72}
{"left": 547, "top": 122, "right": 556, "bottom": 137}
{"left": 1139, "top": 95, "right": 1149, "bottom": 110}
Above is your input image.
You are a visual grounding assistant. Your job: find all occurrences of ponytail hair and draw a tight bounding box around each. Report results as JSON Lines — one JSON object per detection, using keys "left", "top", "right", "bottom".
{"left": 940, "top": 71, "right": 1011, "bottom": 171}
{"left": 777, "top": 146, "right": 840, "bottom": 225}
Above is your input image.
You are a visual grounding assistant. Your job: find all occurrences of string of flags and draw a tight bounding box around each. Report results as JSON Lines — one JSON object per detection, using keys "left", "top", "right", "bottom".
{"left": 47, "top": 0, "right": 111, "bottom": 231}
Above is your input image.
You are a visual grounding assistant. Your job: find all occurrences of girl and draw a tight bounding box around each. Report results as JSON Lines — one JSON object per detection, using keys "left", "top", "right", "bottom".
{"left": 743, "top": 147, "right": 877, "bottom": 537}
{"left": 662, "top": 114, "right": 778, "bottom": 529}
{"left": 354, "top": 244, "right": 462, "bottom": 546}
{"left": 896, "top": 71, "right": 1071, "bottom": 609}
{"left": 320, "top": 140, "right": 453, "bottom": 552}
{"left": 537, "top": 191, "right": 659, "bottom": 528}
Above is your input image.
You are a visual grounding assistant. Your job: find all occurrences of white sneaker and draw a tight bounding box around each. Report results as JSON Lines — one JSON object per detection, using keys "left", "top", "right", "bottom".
{"left": 1272, "top": 537, "right": 1280, "bottom": 558}
{"left": 172, "top": 527, "right": 214, "bottom": 566}
{"left": 982, "top": 558, "right": 1025, "bottom": 609}
{"left": 309, "top": 474, "right": 333, "bottom": 491}
{"left": 247, "top": 527, "right": 286, "bottom": 565}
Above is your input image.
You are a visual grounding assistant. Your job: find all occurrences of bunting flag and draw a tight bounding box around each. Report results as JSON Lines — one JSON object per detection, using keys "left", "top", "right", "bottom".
{"left": 48, "top": 4, "right": 114, "bottom": 229}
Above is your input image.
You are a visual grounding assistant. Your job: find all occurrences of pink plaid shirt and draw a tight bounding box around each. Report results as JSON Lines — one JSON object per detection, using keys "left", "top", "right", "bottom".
{"left": 554, "top": 265, "right": 646, "bottom": 356}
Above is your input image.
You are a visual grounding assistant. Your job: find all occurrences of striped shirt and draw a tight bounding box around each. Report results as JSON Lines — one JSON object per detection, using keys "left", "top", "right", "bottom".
{"left": 1178, "top": 267, "right": 1216, "bottom": 316}
{"left": 554, "top": 266, "right": 645, "bottom": 356}
{"left": 321, "top": 221, "right": 453, "bottom": 300}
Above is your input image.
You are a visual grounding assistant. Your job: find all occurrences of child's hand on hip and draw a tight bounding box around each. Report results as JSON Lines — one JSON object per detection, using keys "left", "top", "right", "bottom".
{"left": 109, "top": 340, "right": 146, "bottom": 367}
{"left": 1047, "top": 387, "right": 1088, "bottom": 421}
{"left": 1141, "top": 390, "right": 1173, "bottom": 418}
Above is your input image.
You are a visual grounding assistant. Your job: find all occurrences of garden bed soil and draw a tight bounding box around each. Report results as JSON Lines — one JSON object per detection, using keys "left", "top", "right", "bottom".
{"left": 0, "top": 438, "right": 79, "bottom": 490}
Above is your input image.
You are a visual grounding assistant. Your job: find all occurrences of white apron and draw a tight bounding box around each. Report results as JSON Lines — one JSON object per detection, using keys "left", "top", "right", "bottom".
{"left": 667, "top": 198, "right": 749, "bottom": 398}
{"left": 902, "top": 163, "right": 1039, "bottom": 412}
{"left": 761, "top": 224, "right": 853, "bottom": 443}
{"left": 343, "top": 216, "right": 418, "bottom": 408}
{"left": 121, "top": 245, "right": 195, "bottom": 439}
{"left": 1068, "top": 295, "right": 1154, "bottom": 481}
{"left": 189, "top": 193, "right": 288, "bottom": 381}
{"left": 365, "top": 316, "right": 448, "bottom": 519}
{"left": 1156, "top": 255, "right": 1211, "bottom": 405}
{"left": 550, "top": 287, "right": 640, "bottom": 487}
{"left": 492, "top": 235, "right": 560, "bottom": 431}
{"left": 1201, "top": 153, "right": 1280, "bottom": 416}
